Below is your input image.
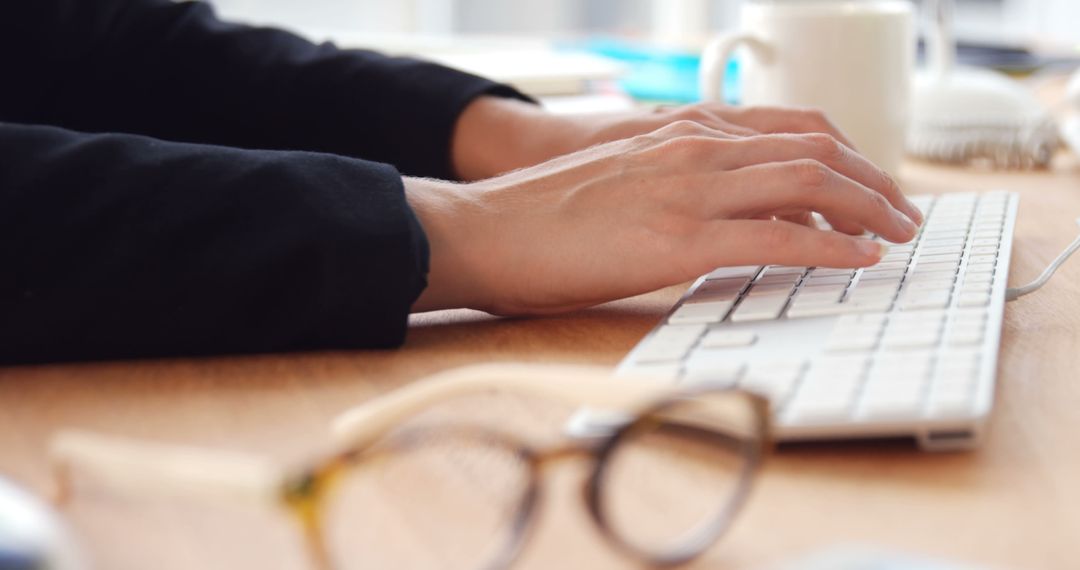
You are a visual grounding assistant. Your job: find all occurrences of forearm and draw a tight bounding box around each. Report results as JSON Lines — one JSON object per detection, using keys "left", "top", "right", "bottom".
{"left": 0, "top": 123, "right": 427, "bottom": 364}
{"left": 451, "top": 97, "right": 580, "bottom": 180}
{"left": 1, "top": 0, "right": 530, "bottom": 180}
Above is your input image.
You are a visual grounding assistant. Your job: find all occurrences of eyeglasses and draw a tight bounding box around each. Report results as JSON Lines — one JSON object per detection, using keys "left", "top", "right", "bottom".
{"left": 50, "top": 363, "right": 771, "bottom": 570}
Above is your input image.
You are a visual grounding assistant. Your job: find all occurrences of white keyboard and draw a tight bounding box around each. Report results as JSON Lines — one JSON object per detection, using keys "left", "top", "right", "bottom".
{"left": 602, "top": 192, "right": 1017, "bottom": 451}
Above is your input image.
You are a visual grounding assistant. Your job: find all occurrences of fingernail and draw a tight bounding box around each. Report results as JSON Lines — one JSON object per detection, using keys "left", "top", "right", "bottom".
{"left": 898, "top": 213, "right": 919, "bottom": 236}
{"left": 858, "top": 240, "right": 888, "bottom": 261}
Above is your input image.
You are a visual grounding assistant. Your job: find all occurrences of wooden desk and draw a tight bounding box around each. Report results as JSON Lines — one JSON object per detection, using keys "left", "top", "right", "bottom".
{"left": 2, "top": 155, "right": 1079, "bottom": 569}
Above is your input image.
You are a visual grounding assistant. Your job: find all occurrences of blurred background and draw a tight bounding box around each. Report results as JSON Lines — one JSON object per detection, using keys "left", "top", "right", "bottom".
{"left": 205, "top": 0, "right": 1079, "bottom": 46}
{"left": 201, "top": 0, "right": 1080, "bottom": 107}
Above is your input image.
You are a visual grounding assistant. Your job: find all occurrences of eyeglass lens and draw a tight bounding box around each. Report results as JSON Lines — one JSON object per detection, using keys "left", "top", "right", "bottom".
{"left": 594, "top": 391, "right": 761, "bottom": 561}
{"left": 320, "top": 431, "right": 535, "bottom": 570}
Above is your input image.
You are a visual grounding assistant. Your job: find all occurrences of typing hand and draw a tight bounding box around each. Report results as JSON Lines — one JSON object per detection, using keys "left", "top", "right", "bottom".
{"left": 410, "top": 120, "right": 923, "bottom": 315}
{"left": 452, "top": 97, "right": 859, "bottom": 182}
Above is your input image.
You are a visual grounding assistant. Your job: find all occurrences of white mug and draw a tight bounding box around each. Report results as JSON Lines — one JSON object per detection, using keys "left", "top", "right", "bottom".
{"left": 700, "top": 0, "right": 914, "bottom": 174}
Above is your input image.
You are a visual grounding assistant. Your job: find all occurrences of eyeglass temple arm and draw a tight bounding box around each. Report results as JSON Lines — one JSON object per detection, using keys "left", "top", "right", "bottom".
{"left": 332, "top": 363, "right": 672, "bottom": 448}
{"left": 49, "top": 430, "right": 287, "bottom": 506}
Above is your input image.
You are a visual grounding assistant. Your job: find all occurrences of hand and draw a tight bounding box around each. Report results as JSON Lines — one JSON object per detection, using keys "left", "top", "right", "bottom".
{"left": 411, "top": 121, "right": 923, "bottom": 315}
{"left": 451, "top": 96, "right": 859, "bottom": 180}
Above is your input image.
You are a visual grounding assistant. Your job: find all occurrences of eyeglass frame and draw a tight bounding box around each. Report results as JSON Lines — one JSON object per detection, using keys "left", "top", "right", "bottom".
{"left": 50, "top": 363, "right": 771, "bottom": 570}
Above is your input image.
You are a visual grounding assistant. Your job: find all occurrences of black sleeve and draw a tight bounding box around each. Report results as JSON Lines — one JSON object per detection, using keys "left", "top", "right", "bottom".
{"left": 0, "top": 0, "right": 531, "bottom": 180}
{"left": 0, "top": 123, "right": 428, "bottom": 364}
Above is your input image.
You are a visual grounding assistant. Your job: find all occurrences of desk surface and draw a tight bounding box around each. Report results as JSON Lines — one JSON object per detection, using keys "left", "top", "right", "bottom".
{"left": 2, "top": 155, "right": 1079, "bottom": 569}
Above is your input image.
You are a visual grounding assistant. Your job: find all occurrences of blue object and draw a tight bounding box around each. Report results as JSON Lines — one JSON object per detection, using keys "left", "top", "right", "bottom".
{"left": 565, "top": 37, "right": 740, "bottom": 105}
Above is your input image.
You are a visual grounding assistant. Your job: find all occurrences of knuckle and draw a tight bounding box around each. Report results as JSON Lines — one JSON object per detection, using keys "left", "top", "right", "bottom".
{"left": 791, "top": 159, "right": 831, "bottom": 189}
{"left": 878, "top": 167, "right": 901, "bottom": 195}
{"left": 660, "top": 135, "right": 715, "bottom": 162}
{"left": 677, "top": 105, "right": 714, "bottom": 123}
{"left": 661, "top": 119, "right": 705, "bottom": 137}
{"left": 628, "top": 131, "right": 662, "bottom": 150}
{"left": 714, "top": 119, "right": 753, "bottom": 137}
{"left": 866, "top": 188, "right": 892, "bottom": 211}
{"left": 804, "top": 133, "right": 845, "bottom": 162}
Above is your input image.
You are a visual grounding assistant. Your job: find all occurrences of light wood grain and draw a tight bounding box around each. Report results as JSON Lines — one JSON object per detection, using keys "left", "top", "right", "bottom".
{"left": 2, "top": 152, "right": 1079, "bottom": 569}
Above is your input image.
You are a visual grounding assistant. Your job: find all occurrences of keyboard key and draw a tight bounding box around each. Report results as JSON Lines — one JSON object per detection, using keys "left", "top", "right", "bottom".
{"left": 805, "top": 355, "right": 869, "bottom": 378}
{"left": 740, "top": 361, "right": 805, "bottom": 404}
{"left": 848, "top": 286, "right": 901, "bottom": 301}
{"left": 731, "top": 297, "right": 789, "bottom": 322}
{"left": 881, "top": 252, "right": 913, "bottom": 264}
{"left": 707, "top": 266, "right": 760, "bottom": 280}
{"left": 951, "top": 308, "right": 989, "bottom": 322}
{"left": 746, "top": 282, "right": 797, "bottom": 296}
{"left": 761, "top": 266, "right": 808, "bottom": 277}
{"left": 669, "top": 301, "right": 735, "bottom": 324}
{"left": 786, "top": 398, "right": 856, "bottom": 424}
{"left": 859, "top": 268, "right": 906, "bottom": 281}
{"left": 890, "top": 309, "right": 946, "bottom": 324}
{"left": 927, "top": 396, "right": 977, "bottom": 419}
{"left": 918, "top": 253, "right": 963, "bottom": 265}
{"left": 963, "top": 272, "right": 994, "bottom": 286}
{"left": 905, "top": 280, "right": 954, "bottom": 292}
{"left": 682, "top": 362, "right": 744, "bottom": 388}
{"left": 906, "top": 271, "right": 957, "bottom": 284}
{"left": 789, "top": 360, "right": 865, "bottom": 420}
{"left": 804, "top": 274, "right": 853, "bottom": 286}
{"left": 919, "top": 246, "right": 964, "bottom": 257}
{"left": 811, "top": 268, "right": 857, "bottom": 277}
{"left": 699, "top": 330, "right": 758, "bottom": 349}
{"left": 825, "top": 333, "right": 879, "bottom": 353}
{"left": 860, "top": 393, "right": 926, "bottom": 420}
{"left": 845, "top": 294, "right": 897, "bottom": 309}
{"left": 786, "top": 302, "right": 860, "bottom": 318}
{"left": 959, "top": 284, "right": 991, "bottom": 296}
{"left": 634, "top": 325, "right": 707, "bottom": 362}
{"left": 692, "top": 278, "right": 749, "bottom": 298}
{"left": 881, "top": 331, "right": 941, "bottom": 349}
{"left": 957, "top": 292, "right": 991, "bottom": 308}
{"left": 912, "top": 261, "right": 960, "bottom": 274}
{"left": 946, "top": 328, "right": 985, "bottom": 346}
{"left": 755, "top": 274, "right": 801, "bottom": 287}
{"left": 921, "top": 237, "right": 966, "bottom": 248}
{"left": 865, "top": 261, "right": 908, "bottom": 271}
{"left": 621, "top": 362, "right": 683, "bottom": 382}
{"left": 899, "top": 291, "right": 952, "bottom": 310}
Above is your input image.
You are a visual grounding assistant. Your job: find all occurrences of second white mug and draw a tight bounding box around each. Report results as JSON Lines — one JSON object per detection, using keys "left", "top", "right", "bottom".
{"left": 700, "top": 0, "right": 915, "bottom": 175}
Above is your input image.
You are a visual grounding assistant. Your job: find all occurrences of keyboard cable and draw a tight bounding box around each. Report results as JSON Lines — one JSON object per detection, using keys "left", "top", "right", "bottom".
{"left": 1005, "top": 217, "right": 1080, "bottom": 301}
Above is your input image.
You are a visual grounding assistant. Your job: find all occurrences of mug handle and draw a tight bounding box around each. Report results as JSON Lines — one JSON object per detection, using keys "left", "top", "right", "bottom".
{"left": 699, "top": 32, "right": 773, "bottom": 102}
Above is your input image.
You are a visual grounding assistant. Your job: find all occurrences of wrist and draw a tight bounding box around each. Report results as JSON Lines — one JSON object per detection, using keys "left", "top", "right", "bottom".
{"left": 451, "top": 96, "right": 582, "bottom": 180}
{"left": 404, "top": 177, "right": 497, "bottom": 313}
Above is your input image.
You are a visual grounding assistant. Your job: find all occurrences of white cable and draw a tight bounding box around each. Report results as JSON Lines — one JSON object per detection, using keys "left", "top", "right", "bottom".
{"left": 1005, "top": 217, "right": 1080, "bottom": 302}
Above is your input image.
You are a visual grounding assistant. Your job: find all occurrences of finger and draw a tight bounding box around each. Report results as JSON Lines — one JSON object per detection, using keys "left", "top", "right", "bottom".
{"left": 698, "top": 219, "right": 888, "bottom": 269}
{"left": 708, "top": 159, "right": 919, "bottom": 243}
{"left": 660, "top": 105, "right": 760, "bottom": 137}
{"left": 711, "top": 133, "right": 923, "bottom": 225}
{"left": 779, "top": 211, "right": 819, "bottom": 230}
{"left": 709, "top": 105, "right": 858, "bottom": 151}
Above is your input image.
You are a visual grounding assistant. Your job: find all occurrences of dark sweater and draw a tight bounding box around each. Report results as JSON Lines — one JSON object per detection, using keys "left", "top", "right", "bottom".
{"left": 0, "top": 0, "right": 527, "bottom": 364}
